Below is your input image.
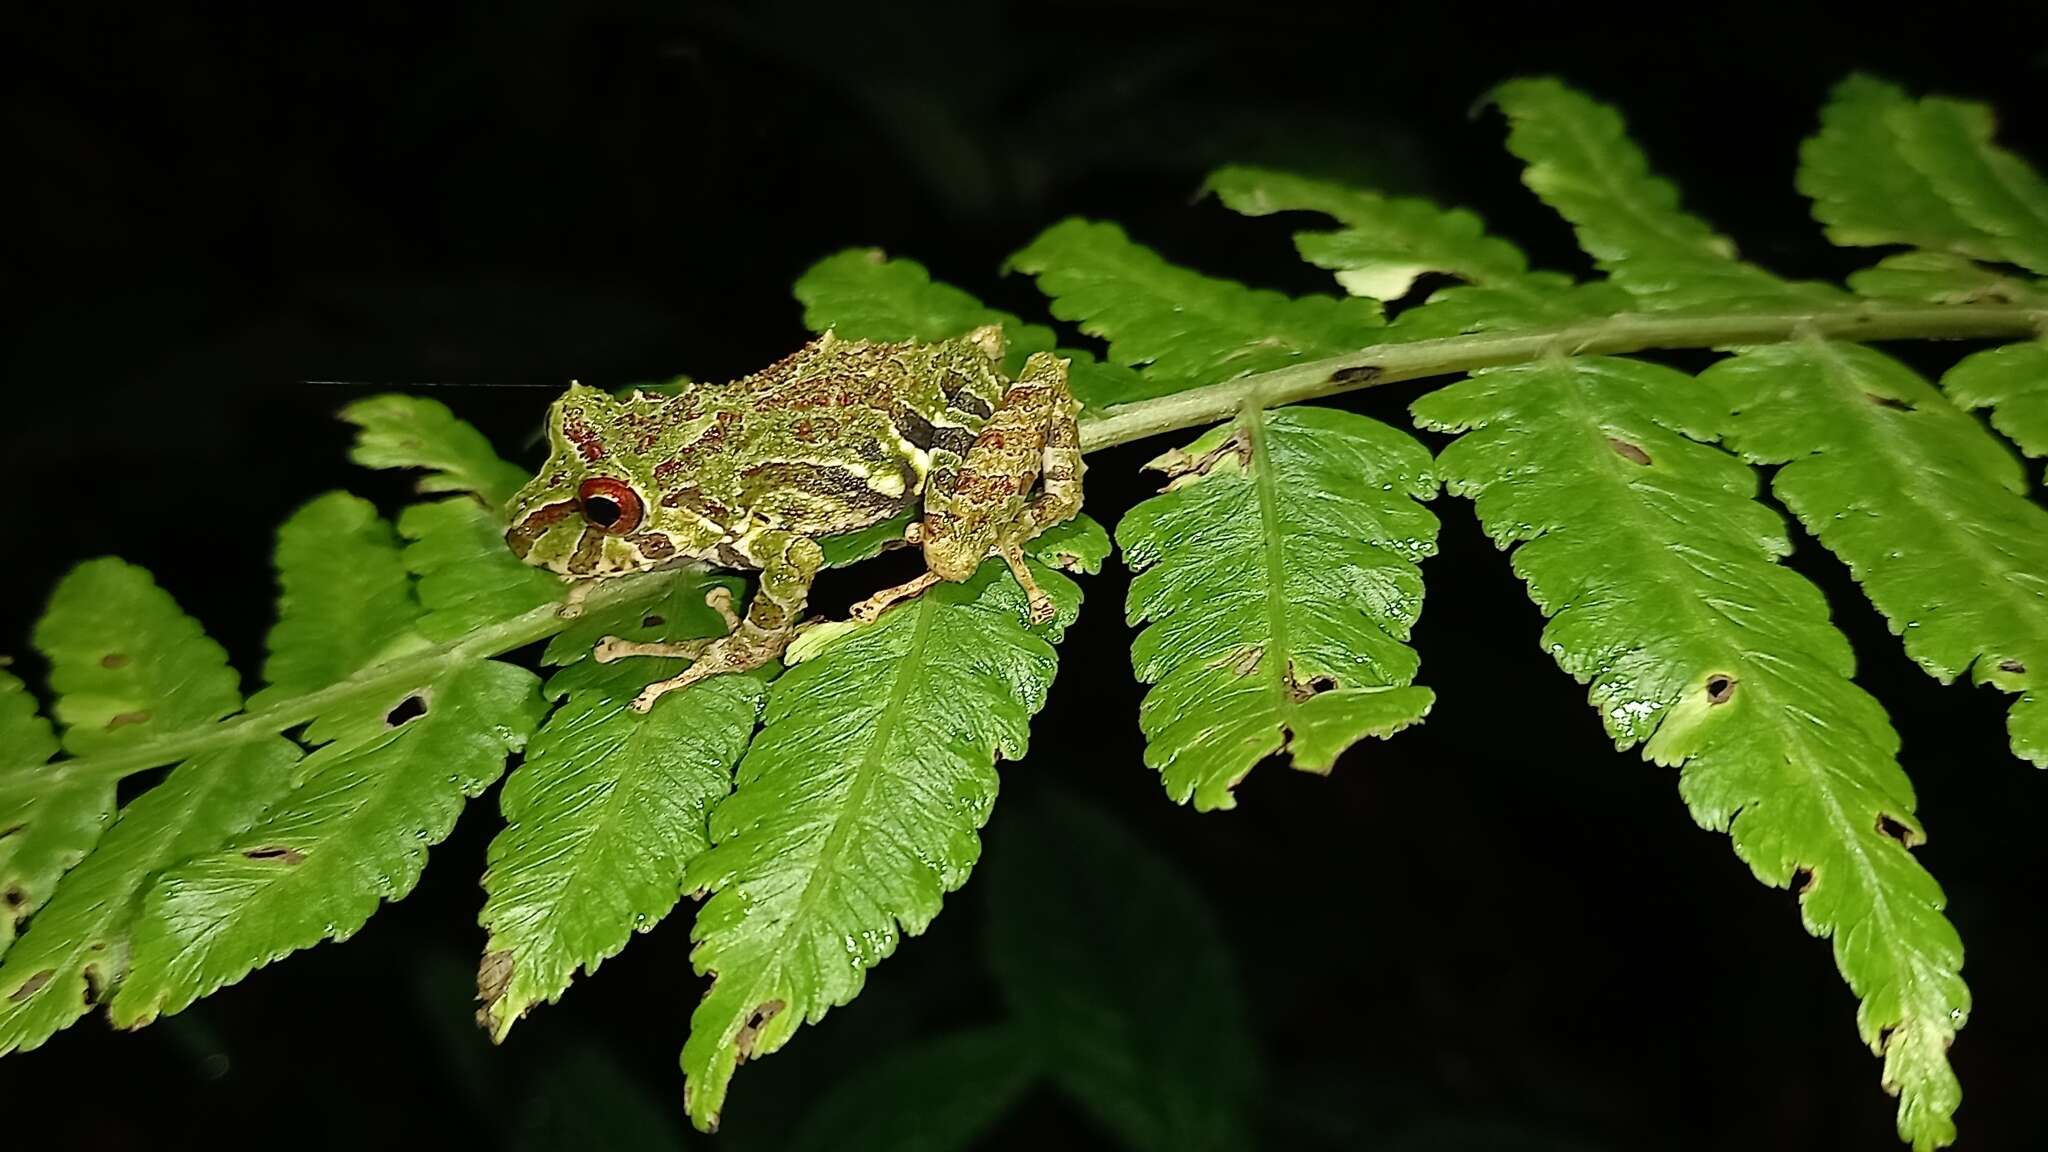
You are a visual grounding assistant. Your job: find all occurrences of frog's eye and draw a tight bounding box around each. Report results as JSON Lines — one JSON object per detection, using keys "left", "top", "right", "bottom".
{"left": 576, "top": 478, "right": 644, "bottom": 534}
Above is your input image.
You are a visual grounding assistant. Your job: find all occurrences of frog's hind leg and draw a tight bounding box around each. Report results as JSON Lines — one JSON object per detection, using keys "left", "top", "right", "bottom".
{"left": 626, "top": 533, "right": 823, "bottom": 713}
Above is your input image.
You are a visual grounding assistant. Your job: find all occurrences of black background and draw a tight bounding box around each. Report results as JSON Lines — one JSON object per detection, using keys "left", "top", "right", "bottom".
{"left": 5, "top": 3, "right": 2048, "bottom": 1149}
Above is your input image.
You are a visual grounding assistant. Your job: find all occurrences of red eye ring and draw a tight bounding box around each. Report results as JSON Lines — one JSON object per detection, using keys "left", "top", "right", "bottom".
{"left": 576, "top": 478, "right": 644, "bottom": 534}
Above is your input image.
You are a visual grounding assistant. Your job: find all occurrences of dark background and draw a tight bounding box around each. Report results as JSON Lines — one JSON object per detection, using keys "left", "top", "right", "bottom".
{"left": 5, "top": 2, "right": 2048, "bottom": 1149}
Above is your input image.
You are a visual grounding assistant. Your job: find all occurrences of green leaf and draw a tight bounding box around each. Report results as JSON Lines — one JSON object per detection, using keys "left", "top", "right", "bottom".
{"left": 784, "top": 1025, "right": 1036, "bottom": 1152}
{"left": 5, "top": 560, "right": 244, "bottom": 957}
{"left": 0, "top": 669, "right": 85, "bottom": 960}
{"left": 1115, "top": 406, "right": 1438, "bottom": 810}
{"left": 1207, "top": 164, "right": 1527, "bottom": 299}
{"left": 398, "top": 497, "right": 565, "bottom": 642}
{"left": 793, "top": 247, "right": 1149, "bottom": 412}
{"left": 1492, "top": 77, "right": 1840, "bottom": 310}
{"left": 251, "top": 492, "right": 423, "bottom": 708}
{"left": 110, "top": 659, "right": 544, "bottom": 1027}
{"left": 33, "top": 558, "right": 242, "bottom": 755}
{"left": 1942, "top": 341, "right": 2048, "bottom": 477}
{"left": 341, "top": 393, "right": 534, "bottom": 508}
{"left": 1800, "top": 76, "right": 2048, "bottom": 274}
{"left": 986, "top": 789, "right": 1254, "bottom": 1152}
{"left": 0, "top": 738, "right": 296, "bottom": 1055}
{"left": 541, "top": 570, "right": 743, "bottom": 667}
{"left": 1029, "top": 513, "right": 1113, "bottom": 575}
{"left": 1845, "top": 251, "right": 2048, "bottom": 305}
{"left": 679, "top": 559, "right": 1078, "bottom": 1132}
{"left": 1008, "top": 218, "right": 1387, "bottom": 397}
{"left": 478, "top": 660, "right": 763, "bottom": 1040}
{"left": 1389, "top": 274, "right": 1636, "bottom": 339}
{"left": 1414, "top": 356, "right": 1967, "bottom": 1152}
{"left": 1701, "top": 341, "right": 2048, "bottom": 765}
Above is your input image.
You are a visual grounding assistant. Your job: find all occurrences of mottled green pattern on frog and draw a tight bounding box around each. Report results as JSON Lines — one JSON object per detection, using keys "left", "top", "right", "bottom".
{"left": 504, "top": 326, "right": 1083, "bottom": 711}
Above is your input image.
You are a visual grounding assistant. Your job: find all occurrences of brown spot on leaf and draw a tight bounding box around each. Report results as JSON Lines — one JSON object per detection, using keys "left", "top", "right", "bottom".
{"left": 1606, "top": 437, "right": 1651, "bottom": 465}
{"left": 1217, "top": 646, "right": 1264, "bottom": 678}
{"left": 82, "top": 963, "right": 106, "bottom": 1006}
{"left": 1287, "top": 664, "right": 1337, "bottom": 703}
{"left": 1331, "top": 365, "right": 1382, "bottom": 386}
{"left": 1999, "top": 659, "right": 2026, "bottom": 674}
{"left": 1865, "top": 393, "right": 1911, "bottom": 411}
{"left": 641, "top": 615, "right": 667, "bottom": 629}
{"left": 734, "top": 999, "right": 786, "bottom": 1063}
{"left": 1704, "top": 675, "right": 1737, "bottom": 705}
{"left": 2, "top": 884, "right": 23, "bottom": 908}
{"left": 9, "top": 970, "right": 53, "bottom": 1002}
{"left": 1791, "top": 867, "right": 1815, "bottom": 894}
{"left": 243, "top": 846, "right": 305, "bottom": 865}
{"left": 99, "top": 653, "right": 129, "bottom": 669}
{"left": 385, "top": 695, "right": 428, "bottom": 727}
{"left": 477, "top": 949, "right": 515, "bottom": 1028}
{"left": 105, "top": 711, "right": 150, "bottom": 730}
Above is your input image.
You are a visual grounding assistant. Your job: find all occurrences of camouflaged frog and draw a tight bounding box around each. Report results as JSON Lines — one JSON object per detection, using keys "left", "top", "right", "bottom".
{"left": 503, "top": 326, "right": 1083, "bottom": 711}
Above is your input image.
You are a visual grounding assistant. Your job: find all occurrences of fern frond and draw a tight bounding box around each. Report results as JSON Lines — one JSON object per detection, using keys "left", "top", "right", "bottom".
{"left": 1414, "top": 357, "right": 1967, "bottom": 1151}
{"left": 0, "top": 670, "right": 89, "bottom": 961}
{"left": 679, "top": 550, "right": 1081, "bottom": 1132}
{"left": 1943, "top": 341, "right": 2048, "bottom": 478}
{"left": 1846, "top": 251, "right": 2048, "bottom": 306}
{"left": 108, "top": 492, "right": 552, "bottom": 1025}
{"left": 477, "top": 660, "right": 763, "bottom": 1040}
{"left": 250, "top": 492, "right": 422, "bottom": 708}
{"left": 1205, "top": 163, "right": 1634, "bottom": 337}
{"left": 1206, "top": 163, "right": 1526, "bottom": 300}
{"left": 1116, "top": 407, "right": 1437, "bottom": 809}
{"left": 1701, "top": 341, "right": 2048, "bottom": 765}
{"left": 0, "top": 739, "right": 295, "bottom": 1054}
{"left": 1801, "top": 76, "right": 2048, "bottom": 274}
{"left": 340, "top": 394, "right": 533, "bottom": 507}
{"left": 985, "top": 789, "right": 1254, "bottom": 1152}
{"left": 1008, "top": 218, "right": 1386, "bottom": 395}
{"left": 110, "top": 659, "right": 543, "bottom": 1027}
{"left": 1493, "top": 78, "right": 1841, "bottom": 309}
{"left": 3, "top": 561, "right": 248, "bottom": 959}
{"left": 792, "top": 248, "right": 1149, "bottom": 408}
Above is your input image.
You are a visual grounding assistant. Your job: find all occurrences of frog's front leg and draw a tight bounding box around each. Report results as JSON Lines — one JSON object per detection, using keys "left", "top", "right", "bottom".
{"left": 624, "top": 532, "right": 823, "bottom": 713}
{"left": 857, "top": 350, "right": 1082, "bottom": 624}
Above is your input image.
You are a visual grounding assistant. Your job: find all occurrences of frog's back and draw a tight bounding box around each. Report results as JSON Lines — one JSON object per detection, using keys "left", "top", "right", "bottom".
{"left": 676, "top": 332, "right": 996, "bottom": 538}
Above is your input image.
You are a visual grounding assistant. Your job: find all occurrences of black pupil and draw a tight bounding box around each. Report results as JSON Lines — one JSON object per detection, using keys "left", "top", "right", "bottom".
{"left": 583, "top": 495, "right": 622, "bottom": 527}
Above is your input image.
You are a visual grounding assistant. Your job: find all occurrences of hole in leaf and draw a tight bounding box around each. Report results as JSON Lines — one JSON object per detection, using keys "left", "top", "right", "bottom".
{"left": 9, "top": 970, "right": 53, "bottom": 1002}
{"left": 1998, "top": 659, "right": 2026, "bottom": 674}
{"left": 1865, "top": 393, "right": 1911, "bottom": 411}
{"left": 1606, "top": 437, "right": 1652, "bottom": 466}
{"left": 1876, "top": 814, "right": 1914, "bottom": 846}
{"left": 641, "top": 615, "right": 666, "bottom": 629}
{"left": 734, "top": 1000, "right": 786, "bottom": 1062}
{"left": 243, "top": 846, "right": 305, "bottom": 865}
{"left": 105, "top": 711, "right": 151, "bottom": 730}
{"left": 99, "top": 653, "right": 129, "bottom": 669}
{"left": 385, "top": 695, "right": 428, "bottom": 727}
{"left": 1704, "top": 675, "right": 1737, "bottom": 704}
{"left": 2, "top": 885, "right": 23, "bottom": 908}
{"left": 1791, "top": 867, "right": 1815, "bottom": 894}
{"left": 82, "top": 964, "right": 105, "bottom": 1006}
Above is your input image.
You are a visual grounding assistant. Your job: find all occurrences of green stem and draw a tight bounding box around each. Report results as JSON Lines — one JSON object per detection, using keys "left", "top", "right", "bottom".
{"left": 1077, "top": 301, "right": 2048, "bottom": 452}
{"left": 16, "top": 299, "right": 2044, "bottom": 789}
{"left": 5, "top": 570, "right": 674, "bottom": 795}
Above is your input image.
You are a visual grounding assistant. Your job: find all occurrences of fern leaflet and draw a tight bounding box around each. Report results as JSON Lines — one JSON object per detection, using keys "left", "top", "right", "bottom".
{"left": 1701, "top": 342, "right": 2048, "bottom": 766}
{"left": 1117, "top": 406, "right": 1438, "bottom": 808}
{"left": 679, "top": 549, "right": 1083, "bottom": 1131}
{"left": 1943, "top": 341, "right": 2048, "bottom": 478}
{"left": 1414, "top": 356, "right": 1966, "bottom": 1150}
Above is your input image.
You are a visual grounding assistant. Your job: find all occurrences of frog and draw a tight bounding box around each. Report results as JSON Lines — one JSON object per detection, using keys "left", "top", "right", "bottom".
{"left": 502, "top": 324, "right": 1083, "bottom": 712}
